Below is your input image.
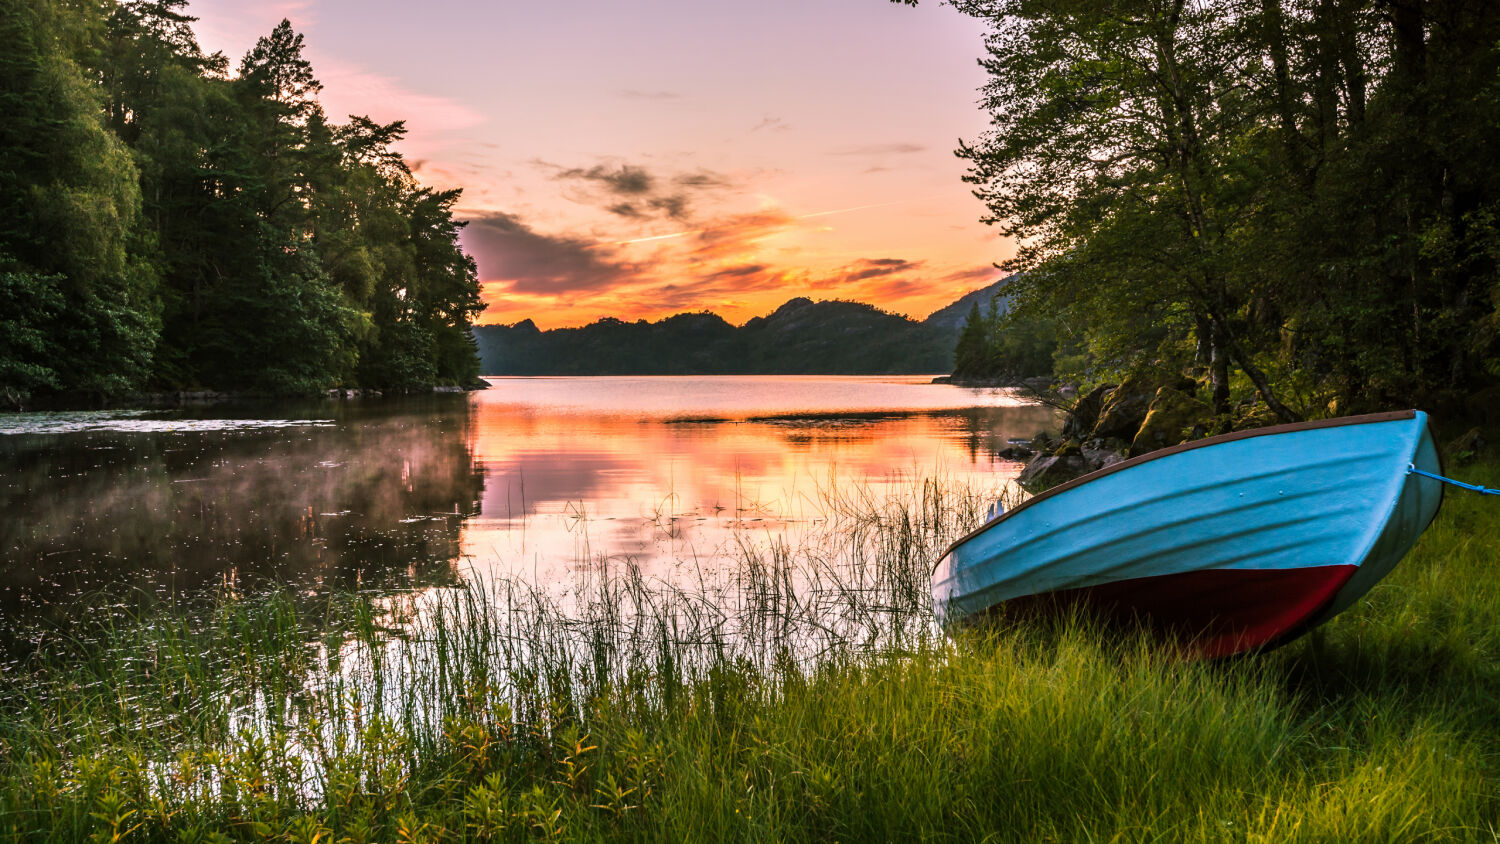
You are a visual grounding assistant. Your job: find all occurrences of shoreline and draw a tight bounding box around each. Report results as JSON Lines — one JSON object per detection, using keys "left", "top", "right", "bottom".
{"left": 2, "top": 382, "right": 490, "bottom": 414}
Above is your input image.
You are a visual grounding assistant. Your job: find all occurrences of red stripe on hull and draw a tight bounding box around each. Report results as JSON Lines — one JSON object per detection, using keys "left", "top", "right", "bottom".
{"left": 995, "top": 564, "right": 1358, "bottom": 658}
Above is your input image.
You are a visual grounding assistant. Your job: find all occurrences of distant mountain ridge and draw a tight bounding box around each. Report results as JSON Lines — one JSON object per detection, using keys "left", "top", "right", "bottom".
{"left": 923, "top": 273, "right": 1016, "bottom": 331}
{"left": 472, "top": 278, "right": 1013, "bottom": 376}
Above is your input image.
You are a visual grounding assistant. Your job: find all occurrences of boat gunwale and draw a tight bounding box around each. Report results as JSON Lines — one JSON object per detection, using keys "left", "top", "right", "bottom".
{"left": 939, "top": 409, "right": 1420, "bottom": 568}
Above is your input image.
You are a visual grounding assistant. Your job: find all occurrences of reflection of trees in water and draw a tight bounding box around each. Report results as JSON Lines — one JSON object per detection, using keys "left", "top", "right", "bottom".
{"left": 950, "top": 406, "right": 1060, "bottom": 465}
{"left": 0, "top": 397, "right": 484, "bottom": 621}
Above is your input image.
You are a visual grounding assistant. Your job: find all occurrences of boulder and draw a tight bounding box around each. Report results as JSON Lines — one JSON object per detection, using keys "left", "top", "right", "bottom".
{"left": 1081, "top": 444, "right": 1126, "bottom": 470}
{"left": 1446, "top": 427, "right": 1487, "bottom": 464}
{"left": 1232, "top": 401, "right": 1279, "bottom": 432}
{"left": 1091, "top": 375, "right": 1162, "bottom": 441}
{"left": 1063, "top": 383, "right": 1114, "bottom": 440}
{"left": 1130, "top": 387, "right": 1214, "bottom": 457}
{"left": 1016, "top": 454, "right": 1090, "bottom": 491}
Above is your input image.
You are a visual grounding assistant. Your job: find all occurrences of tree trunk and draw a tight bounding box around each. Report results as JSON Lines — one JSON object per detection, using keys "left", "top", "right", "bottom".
{"left": 1260, "top": 0, "right": 1306, "bottom": 174}
{"left": 1215, "top": 314, "right": 1304, "bottom": 422}
{"left": 1336, "top": 0, "right": 1367, "bottom": 125}
{"left": 1209, "top": 319, "right": 1231, "bottom": 416}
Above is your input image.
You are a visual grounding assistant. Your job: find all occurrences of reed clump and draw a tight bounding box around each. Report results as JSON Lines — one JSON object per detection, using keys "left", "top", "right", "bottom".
{"left": 1, "top": 463, "right": 1498, "bottom": 841}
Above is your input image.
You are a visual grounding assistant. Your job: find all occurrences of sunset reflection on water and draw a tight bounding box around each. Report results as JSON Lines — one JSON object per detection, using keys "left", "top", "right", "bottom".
{"left": 0, "top": 377, "right": 1058, "bottom": 632}
{"left": 462, "top": 376, "right": 1059, "bottom": 585}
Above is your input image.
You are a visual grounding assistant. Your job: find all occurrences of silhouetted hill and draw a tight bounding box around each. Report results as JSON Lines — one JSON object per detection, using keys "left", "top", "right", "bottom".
{"left": 923, "top": 274, "right": 1015, "bottom": 331}
{"left": 473, "top": 282, "right": 1013, "bottom": 375}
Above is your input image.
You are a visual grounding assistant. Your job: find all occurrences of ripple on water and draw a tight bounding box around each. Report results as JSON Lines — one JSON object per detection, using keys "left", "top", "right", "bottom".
{"left": 0, "top": 411, "right": 336, "bottom": 436}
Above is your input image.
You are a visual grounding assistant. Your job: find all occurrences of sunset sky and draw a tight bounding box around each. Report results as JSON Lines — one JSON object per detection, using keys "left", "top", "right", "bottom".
{"left": 187, "top": 0, "right": 1010, "bottom": 329}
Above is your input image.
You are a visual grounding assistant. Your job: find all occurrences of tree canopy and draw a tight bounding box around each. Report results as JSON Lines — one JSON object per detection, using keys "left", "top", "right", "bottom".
{"left": 0, "top": 0, "right": 484, "bottom": 404}
{"left": 907, "top": 0, "right": 1500, "bottom": 417}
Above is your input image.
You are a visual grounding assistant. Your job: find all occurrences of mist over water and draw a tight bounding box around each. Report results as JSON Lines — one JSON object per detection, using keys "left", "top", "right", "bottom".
{"left": 0, "top": 377, "right": 1057, "bottom": 632}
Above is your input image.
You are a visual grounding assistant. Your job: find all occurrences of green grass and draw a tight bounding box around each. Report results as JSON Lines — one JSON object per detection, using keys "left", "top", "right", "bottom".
{"left": 1, "top": 461, "right": 1498, "bottom": 842}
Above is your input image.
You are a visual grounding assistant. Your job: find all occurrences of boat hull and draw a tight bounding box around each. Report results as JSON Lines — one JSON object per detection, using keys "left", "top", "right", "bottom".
{"left": 933, "top": 411, "right": 1443, "bottom": 657}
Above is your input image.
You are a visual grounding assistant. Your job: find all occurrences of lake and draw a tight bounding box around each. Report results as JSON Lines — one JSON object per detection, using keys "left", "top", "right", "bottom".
{"left": 0, "top": 376, "right": 1058, "bottom": 636}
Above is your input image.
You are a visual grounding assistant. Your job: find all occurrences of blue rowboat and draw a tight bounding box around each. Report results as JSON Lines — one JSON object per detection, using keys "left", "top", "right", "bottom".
{"left": 933, "top": 410, "right": 1443, "bottom": 657}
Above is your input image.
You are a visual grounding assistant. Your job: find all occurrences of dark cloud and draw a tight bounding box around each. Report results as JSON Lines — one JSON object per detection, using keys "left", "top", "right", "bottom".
{"left": 829, "top": 142, "right": 927, "bottom": 156}
{"left": 674, "top": 170, "right": 732, "bottom": 190}
{"left": 551, "top": 161, "right": 734, "bottom": 223}
{"left": 705, "top": 264, "right": 770, "bottom": 281}
{"left": 843, "top": 257, "right": 922, "bottom": 282}
{"left": 460, "top": 211, "right": 638, "bottom": 296}
{"left": 557, "top": 163, "right": 656, "bottom": 195}
{"left": 606, "top": 202, "right": 645, "bottom": 219}
{"left": 646, "top": 267, "right": 793, "bottom": 310}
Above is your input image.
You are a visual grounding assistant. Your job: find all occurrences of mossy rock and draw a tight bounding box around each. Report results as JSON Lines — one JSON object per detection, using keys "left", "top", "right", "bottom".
{"left": 1232, "top": 402, "right": 1279, "bottom": 432}
{"left": 1063, "top": 383, "right": 1115, "bottom": 440}
{"left": 1016, "top": 454, "right": 1090, "bottom": 491}
{"left": 1053, "top": 439, "right": 1082, "bottom": 458}
{"left": 1092, "top": 374, "right": 1166, "bottom": 441}
{"left": 1129, "top": 387, "right": 1213, "bottom": 456}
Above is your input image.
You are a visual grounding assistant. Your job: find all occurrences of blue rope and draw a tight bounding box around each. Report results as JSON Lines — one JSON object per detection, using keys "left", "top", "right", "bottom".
{"left": 1407, "top": 464, "right": 1500, "bottom": 496}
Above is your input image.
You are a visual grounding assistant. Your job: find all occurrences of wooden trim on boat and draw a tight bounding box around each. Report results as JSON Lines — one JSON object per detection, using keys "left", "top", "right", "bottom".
{"left": 939, "top": 409, "right": 1420, "bottom": 565}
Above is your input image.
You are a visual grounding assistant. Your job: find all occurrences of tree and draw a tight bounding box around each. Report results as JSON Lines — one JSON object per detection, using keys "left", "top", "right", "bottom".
{"left": 0, "top": 0, "right": 160, "bottom": 402}
{"left": 3, "top": 4, "right": 485, "bottom": 398}
{"left": 900, "top": 0, "right": 1500, "bottom": 414}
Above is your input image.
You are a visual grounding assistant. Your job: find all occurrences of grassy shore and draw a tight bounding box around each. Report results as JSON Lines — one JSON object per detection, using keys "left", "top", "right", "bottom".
{"left": 1, "top": 459, "right": 1498, "bottom": 842}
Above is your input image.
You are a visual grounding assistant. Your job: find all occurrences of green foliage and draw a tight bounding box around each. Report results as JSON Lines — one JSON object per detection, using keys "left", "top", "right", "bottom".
{"left": 951, "top": 293, "right": 1060, "bottom": 379}
{"left": 941, "top": 0, "right": 1500, "bottom": 415}
{"left": 0, "top": 0, "right": 161, "bottom": 401}
{"left": 0, "top": 2, "right": 484, "bottom": 400}
{"left": 4, "top": 459, "right": 1500, "bottom": 839}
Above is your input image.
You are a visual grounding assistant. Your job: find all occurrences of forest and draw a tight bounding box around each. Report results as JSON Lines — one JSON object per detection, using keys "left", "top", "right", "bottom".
{"left": 0, "top": 0, "right": 484, "bottom": 407}
{"left": 930, "top": 0, "right": 1499, "bottom": 420}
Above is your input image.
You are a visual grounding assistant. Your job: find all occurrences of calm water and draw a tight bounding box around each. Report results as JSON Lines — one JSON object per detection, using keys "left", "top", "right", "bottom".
{"left": 0, "top": 376, "right": 1057, "bottom": 627}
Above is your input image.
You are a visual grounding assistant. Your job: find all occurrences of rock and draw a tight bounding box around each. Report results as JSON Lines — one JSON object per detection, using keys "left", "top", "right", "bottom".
{"left": 1091, "top": 375, "right": 1162, "bottom": 441}
{"left": 1063, "top": 383, "right": 1115, "bottom": 440}
{"left": 1053, "top": 439, "right": 1082, "bottom": 458}
{"left": 1030, "top": 431, "right": 1057, "bottom": 452}
{"left": 1130, "top": 387, "right": 1214, "bottom": 456}
{"left": 1232, "top": 402, "right": 1279, "bottom": 432}
{"left": 1081, "top": 445, "right": 1126, "bottom": 470}
{"left": 1016, "top": 454, "right": 1090, "bottom": 491}
{"left": 997, "top": 445, "right": 1034, "bottom": 460}
{"left": 1446, "top": 427, "right": 1487, "bottom": 464}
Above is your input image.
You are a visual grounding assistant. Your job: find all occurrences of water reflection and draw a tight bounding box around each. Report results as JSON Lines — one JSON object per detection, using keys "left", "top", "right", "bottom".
{"left": 0, "top": 377, "right": 1059, "bottom": 630}
{"left": 464, "top": 376, "right": 1059, "bottom": 587}
{"left": 0, "top": 397, "right": 483, "bottom": 624}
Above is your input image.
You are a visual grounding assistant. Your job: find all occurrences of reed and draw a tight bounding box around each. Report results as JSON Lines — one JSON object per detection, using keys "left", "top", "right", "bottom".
{"left": 1, "top": 462, "right": 1497, "bottom": 841}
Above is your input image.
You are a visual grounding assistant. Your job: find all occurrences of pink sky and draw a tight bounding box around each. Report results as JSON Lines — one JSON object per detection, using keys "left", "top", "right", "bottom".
{"left": 187, "top": 0, "right": 1012, "bottom": 328}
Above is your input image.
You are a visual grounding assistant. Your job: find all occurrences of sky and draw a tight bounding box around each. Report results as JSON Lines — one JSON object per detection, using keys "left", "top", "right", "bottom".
{"left": 186, "top": 0, "right": 1011, "bottom": 329}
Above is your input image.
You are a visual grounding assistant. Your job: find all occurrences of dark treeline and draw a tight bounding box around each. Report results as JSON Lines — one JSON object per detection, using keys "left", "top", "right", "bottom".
{"left": 475, "top": 298, "right": 957, "bottom": 375}
{"left": 0, "top": 0, "right": 484, "bottom": 406}
{"left": 952, "top": 296, "right": 1063, "bottom": 382}
{"left": 915, "top": 0, "right": 1499, "bottom": 419}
